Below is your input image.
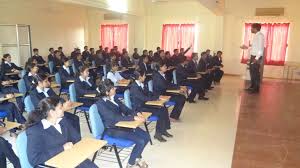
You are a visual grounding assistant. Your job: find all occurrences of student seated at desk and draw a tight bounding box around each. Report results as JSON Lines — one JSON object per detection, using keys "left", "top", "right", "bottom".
{"left": 153, "top": 62, "right": 186, "bottom": 121}
{"left": 130, "top": 70, "right": 172, "bottom": 142}
{"left": 1, "top": 54, "right": 23, "bottom": 80}
{"left": 59, "top": 57, "right": 75, "bottom": 89}
{"left": 211, "top": 51, "right": 224, "bottom": 84}
{"left": 74, "top": 66, "right": 98, "bottom": 107}
{"left": 48, "top": 47, "right": 55, "bottom": 62}
{"left": 26, "top": 97, "right": 98, "bottom": 168}
{"left": 138, "top": 56, "right": 151, "bottom": 74}
{"left": 52, "top": 50, "right": 63, "bottom": 73}
{"left": 121, "top": 51, "right": 133, "bottom": 68}
{"left": 0, "top": 128, "right": 21, "bottom": 168}
{"left": 96, "top": 79, "right": 149, "bottom": 168}
{"left": 32, "top": 48, "right": 50, "bottom": 74}
{"left": 0, "top": 92, "right": 26, "bottom": 136}
{"left": 23, "top": 62, "right": 39, "bottom": 92}
{"left": 29, "top": 74, "right": 81, "bottom": 134}
{"left": 195, "top": 52, "right": 214, "bottom": 90}
{"left": 73, "top": 53, "right": 85, "bottom": 72}
{"left": 176, "top": 56, "right": 208, "bottom": 103}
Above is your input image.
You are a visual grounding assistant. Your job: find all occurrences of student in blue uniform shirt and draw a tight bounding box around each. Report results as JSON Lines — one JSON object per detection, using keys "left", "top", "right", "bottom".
{"left": 59, "top": 57, "right": 75, "bottom": 89}
{"left": 0, "top": 91, "right": 26, "bottom": 136}
{"left": 29, "top": 74, "right": 81, "bottom": 135}
{"left": 32, "top": 48, "right": 50, "bottom": 74}
{"left": 129, "top": 70, "right": 172, "bottom": 142}
{"left": 23, "top": 62, "right": 39, "bottom": 92}
{"left": 1, "top": 54, "right": 23, "bottom": 80}
{"left": 74, "top": 65, "right": 98, "bottom": 107}
{"left": 0, "top": 128, "right": 21, "bottom": 168}
{"left": 96, "top": 79, "right": 150, "bottom": 168}
{"left": 153, "top": 62, "right": 186, "bottom": 121}
{"left": 176, "top": 56, "right": 208, "bottom": 103}
{"left": 25, "top": 97, "right": 98, "bottom": 168}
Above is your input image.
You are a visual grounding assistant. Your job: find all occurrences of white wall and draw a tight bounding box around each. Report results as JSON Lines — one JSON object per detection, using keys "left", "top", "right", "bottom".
{"left": 223, "top": 0, "right": 300, "bottom": 78}
{"left": 145, "top": 1, "right": 223, "bottom": 54}
{"left": 0, "top": 0, "right": 87, "bottom": 64}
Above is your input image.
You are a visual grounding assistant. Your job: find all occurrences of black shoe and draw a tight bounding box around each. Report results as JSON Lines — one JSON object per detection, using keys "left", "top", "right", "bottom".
{"left": 188, "top": 100, "right": 196, "bottom": 103}
{"left": 208, "top": 87, "right": 214, "bottom": 90}
{"left": 154, "top": 133, "right": 167, "bottom": 142}
{"left": 162, "top": 131, "right": 173, "bottom": 138}
{"left": 198, "top": 97, "right": 209, "bottom": 100}
{"left": 249, "top": 90, "right": 259, "bottom": 94}
{"left": 245, "top": 87, "right": 253, "bottom": 91}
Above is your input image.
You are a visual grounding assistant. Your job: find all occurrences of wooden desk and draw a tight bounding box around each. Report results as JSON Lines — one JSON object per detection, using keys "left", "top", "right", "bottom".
{"left": 63, "top": 102, "right": 83, "bottom": 112}
{"left": 166, "top": 90, "right": 181, "bottom": 94}
{"left": 115, "top": 112, "right": 152, "bottom": 129}
{"left": 51, "top": 83, "right": 60, "bottom": 88}
{"left": 187, "top": 76, "right": 200, "bottom": 80}
{"left": 145, "top": 100, "right": 166, "bottom": 107}
{"left": 197, "top": 72, "right": 208, "bottom": 75}
{"left": 5, "top": 72, "right": 19, "bottom": 76}
{"left": 89, "top": 67, "right": 97, "bottom": 70}
{"left": 159, "top": 95, "right": 171, "bottom": 101}
{"left": 45, "top": 138, "right": 107, "bottom": 168}
{"left": 66, "top": 80, "right": 75, "bottom": 83}
{"left": 0, "top": 93, "right": 23, "bottom": 102}
{"left": 0, "top": 121, "right": 21, "bottom": 134}
{"left": 117, "top": 80, "right": 130, "bottom": 87}
{"left": 83, "top": 94, "right": 97, "bottom": 98}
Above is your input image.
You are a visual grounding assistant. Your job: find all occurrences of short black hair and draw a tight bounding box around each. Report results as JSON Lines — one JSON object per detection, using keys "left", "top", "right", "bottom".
{"left": 252, "top": 23, "right": 261, "bottom": 31}
{"left": 49, "top": 48, "right": 54, "bottom": 52}
{"left": 33, "top": 48, "right": 39, "bottom": 52}
{"left": 58, "top": 46, "right": 63, "bottom": 50}
{"left": 178, "top": 56, "right": 187, "bottom": 63}
{"left": 217, "top": 51, "right": 223, "bottom": 55}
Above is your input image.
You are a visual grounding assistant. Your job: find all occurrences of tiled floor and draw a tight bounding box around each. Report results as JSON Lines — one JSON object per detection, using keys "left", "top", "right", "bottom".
{"left": 232, "top": 79, "right": 300, "bottom": 168}
{"left": 6, "top": 76, "right": 243, "bottom": 168}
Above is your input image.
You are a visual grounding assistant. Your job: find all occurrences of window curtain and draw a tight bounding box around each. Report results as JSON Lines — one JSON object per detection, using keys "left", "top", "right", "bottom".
{"left": 100, "top": 24, "right": 128, "bottom": 50}
{"left": 162, "top": 24, "right": 195, "bottom": 56}
{"left": 241, "top": 23, "right": 289, "bottom": 66}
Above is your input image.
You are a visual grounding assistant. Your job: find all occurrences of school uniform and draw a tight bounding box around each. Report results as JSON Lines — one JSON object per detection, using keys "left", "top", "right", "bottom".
{"left": 82, "top": 50, "right": 91, "bottom": 61}
{"left": 23, "top": 72, "right": 36, "bottom": 92}
{"left": 176, "top": 64, "right": 205, "bottom": 101}
{"left": 0, "top": 81, "right": 25, "bottom": 112}
{"left": 1, "top": 61, "right": 23, "bottom": 80}
{"left": 152, "top": 71, "right": 186, "bottom": 119}
{"left": 212, "top": 56, "right": 224, "bottom": 82}
{"left": 32, "top": 55, "right": 50, "bottom": 74}
{"left": 59, "top": 65, "right": 75, "bottom": 89}
{"left": 74, "top": 76, "right": 98, "bottom": 107}
{"left": 197, "top": 58, "right": 213, "bottom": 89}
{"left": 96, "top": 97, "right": 150, "bottom": 165}
{"left": 0, "top": 92, "right": 26, "bottom": 125}
{"left": 107, "top": 71, "right": 128, "bottom": 94}
{"left": 26, "top": 118, "right": 97, "bottom": 168}
{"left": 129, "top": 81, "right": 171, "bottom": 134}
{"left": 30, "top": 86, "right": 81, "bottom": 135}
{"left": 0, "top": 137, "right": 21, "bottom": 168}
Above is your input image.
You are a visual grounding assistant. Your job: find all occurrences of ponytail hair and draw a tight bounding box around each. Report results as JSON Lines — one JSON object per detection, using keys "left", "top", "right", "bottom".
{"left": 32, "top": 73, "right": 49, "bottom": 88}
{"left": 25, "top": 97, "right": 61, "bottom": 128}
{"left": 133, "top": 69, "right": 146, "bottom": 80}
{"left": 78, "top": 65, "right": 89, "bottom": 74}
{"left": 153, "top": 61, "right": 166, "bottom": 72}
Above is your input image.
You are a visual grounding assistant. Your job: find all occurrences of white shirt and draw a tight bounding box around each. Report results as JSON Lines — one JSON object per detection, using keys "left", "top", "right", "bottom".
{"left": 5, "top": 61, "right": 11, "bottom": 67}
{"left": 107, "top": 71, "right": 124, "bottom": 86}
{"left": 135, "top": 80, "right": 144, "bottom": 89}
{"left": 79, "top": 76, "right": 92, "bottom": 87}
{"left": 159, "top": 71, "right": 166, "bottom": 80}
{"left": 63, "top": 65, "right": 70, "bottom": 74}
{"left": 103, "top": 96, "right": 118, "bottom": 106}
{"left": 41, "top": 118, "right": 63, "bottom": 134}
{"left": 250, "top": 31, "right": 265, "bottom": 58}
{"left": 36, "top": 86, "right": 50, "bottom": 97}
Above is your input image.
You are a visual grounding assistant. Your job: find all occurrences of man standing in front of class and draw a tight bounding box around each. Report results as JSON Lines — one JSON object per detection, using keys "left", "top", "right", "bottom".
{"left": 241, "top": 23, "right": 265, "bottom": 93}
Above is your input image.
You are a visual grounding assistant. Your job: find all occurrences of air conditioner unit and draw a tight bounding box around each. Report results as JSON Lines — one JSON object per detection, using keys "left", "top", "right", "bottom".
{"left": 255, "top": 8, "right": 284, "bottom": 16}
{"left": 104, "top": 13, "right": 123, "bottom": 20}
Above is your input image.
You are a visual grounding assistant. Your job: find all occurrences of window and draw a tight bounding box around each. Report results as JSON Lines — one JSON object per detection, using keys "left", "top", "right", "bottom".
{"left": 100, "top": 24, "right": 128, "bottom": 50}
{"left": 241, "top": 23, "right": 290, "bottom": 66}
{"left": 162, "top": 24, "right": 195, "bottom": 56}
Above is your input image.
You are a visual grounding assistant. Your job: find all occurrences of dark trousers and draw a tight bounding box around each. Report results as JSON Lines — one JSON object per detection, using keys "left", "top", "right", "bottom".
{"left": 76, "top": 159, "right": 98, "bottom": 168}
{"left": 0, "top": 102, "right": 26, "bottom": 124}
{"left": 168, "top": 94, "right": 186, "bottom": 119}
{"left": 213, "top": 69, "right": 224, "bottom": 82}
{"left": 139, "top": 106, "right": 171, "bottom": 134}
{"left": 106, "top": 127, "right": 150, "bottom": 165}
{"left": 202, "top": 74, "right": 213, "bottom": 89}
{"left": 180, "top": 79, "right": 205, "bottom": 101}
{"left": 2, "top": 86, "right": 24, "bottom": 112}
{"left": 249, "top": 56, "right": 261, "bottom": 91}
{"left": 0, "top": 137, "right": 21, "bottom": 168}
